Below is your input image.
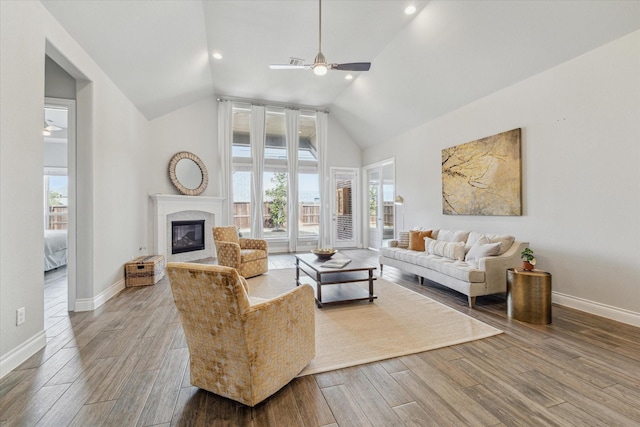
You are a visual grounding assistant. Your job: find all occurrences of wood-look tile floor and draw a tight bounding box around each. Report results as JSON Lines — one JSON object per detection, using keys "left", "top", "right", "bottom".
{"left": 2, "top": 249, "right": 639, "bottom": 426}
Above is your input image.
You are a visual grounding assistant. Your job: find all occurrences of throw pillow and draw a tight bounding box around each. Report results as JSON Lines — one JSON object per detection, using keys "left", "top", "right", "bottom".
{"left": 408, "top": 230, "right": 432, "bottom": 251}
{"left": 436, "top": 229, "right": 470, "bottom": 243}
{"left": 465, "top": 241, "right": 501, "bottom": 263}
{"left": 485, "top": 233, "right": 515, "bottom": 255}
{"left": 425, "top": 237, "right": 466, "bottom": 260}
{"left": 465, "top": 231, "right": 486, "bottom": 252}
{"left": 397, "top": 231, "right": 410, "bottom": 249}
{"left": 465, "top": 232, "right": 515, "bottom": 255}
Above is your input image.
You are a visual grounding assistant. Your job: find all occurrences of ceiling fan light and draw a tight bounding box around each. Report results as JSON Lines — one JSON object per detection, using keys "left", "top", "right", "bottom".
{"left": 313, "top": 64, "right": 328, "bottom": 76}
{"left": 313, "top": 51, "right": 328, "bottom": 76}
{"left": 405, "top": 5, "right": 417, "bottom": 15}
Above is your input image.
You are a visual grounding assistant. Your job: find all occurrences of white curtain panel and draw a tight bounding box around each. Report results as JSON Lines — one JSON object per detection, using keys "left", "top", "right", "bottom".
{"left": 316, "top": 111, "right": 329, "bottom": 248}
{"left": 217, "top": 100, "right": 233, "bottom": 224}
{"left": 285, "top": 109, "right": 300, "bottom": 252}
{"left": 250, "top": 105, "right": 266, "bottom": 238}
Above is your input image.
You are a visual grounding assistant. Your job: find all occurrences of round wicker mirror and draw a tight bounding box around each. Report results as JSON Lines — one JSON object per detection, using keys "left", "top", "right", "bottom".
{"left": 168, "top": 151, "right": 208, "bottom": 196}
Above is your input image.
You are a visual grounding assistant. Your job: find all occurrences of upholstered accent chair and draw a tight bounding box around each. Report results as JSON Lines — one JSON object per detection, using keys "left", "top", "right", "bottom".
{"left": 166, "top": 262, "right": 315, "bottom": 407}
{"left": 213, "top": 226, "right": 268, "bottom": 278}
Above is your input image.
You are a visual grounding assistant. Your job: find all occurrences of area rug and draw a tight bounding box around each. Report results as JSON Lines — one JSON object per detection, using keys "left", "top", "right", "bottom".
{"left": 247, "top": 269, "right": 502, "bottom": 376}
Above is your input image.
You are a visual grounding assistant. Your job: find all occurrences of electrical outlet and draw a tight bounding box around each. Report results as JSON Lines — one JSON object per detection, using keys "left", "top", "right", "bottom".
{"left": 16, "top": 307, "right": 25, "bottom": 326}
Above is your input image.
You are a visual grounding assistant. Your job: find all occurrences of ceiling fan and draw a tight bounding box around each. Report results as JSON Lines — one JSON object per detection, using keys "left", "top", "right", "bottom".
{"left": 269, "top": 0, "right": 371, "bottom": 76}
{"left": 43, "top": 119, "right": 61, "bottom": 136}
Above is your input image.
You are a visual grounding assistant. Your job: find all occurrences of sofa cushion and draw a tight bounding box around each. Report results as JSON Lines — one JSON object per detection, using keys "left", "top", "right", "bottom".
{"left": 409, "top": 230, "right": 432, "bottom": 251}
{"left": 426, "top": 257, "right": 485, "bottom": 282}
{"left": 465, "top": 231, "right": 484, "bottom": 250}
{"left": 487, "top": 233, "right": 515, "bottom": 255}
{"left": 380, "top": 247, "right": 485, "bottom": 283}
{"left": 436, "top": 229, "right": 470, "bottom": 243}
{"left": 425, "top": 237, "right": 465, "bottom": 261}
{"left": 397, "top": 249, "right": 428, "bottom": 264}
{"left": 465, "top": 239, "right": 501, "bottom": 263}
{"left": 465, "top": 231, "right": 515, "bottom": 255}
{"left": 397, "top": 231, "right": 410, "bottom": 249}
{"left": 379, "top": 247, "right": 402, "bottom": 260}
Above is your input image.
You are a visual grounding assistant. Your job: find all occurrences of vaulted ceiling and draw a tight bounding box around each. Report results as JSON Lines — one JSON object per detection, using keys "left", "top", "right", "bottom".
{"left": 41, "top": 0, "right": 640, "bottom": 149}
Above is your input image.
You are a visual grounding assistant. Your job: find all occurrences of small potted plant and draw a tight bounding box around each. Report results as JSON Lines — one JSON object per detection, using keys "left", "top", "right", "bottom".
{"left": 520, "top": 247, "right": 536, "bottom": 271}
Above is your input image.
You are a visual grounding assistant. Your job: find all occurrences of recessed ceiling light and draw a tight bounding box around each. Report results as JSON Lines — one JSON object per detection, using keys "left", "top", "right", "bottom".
{"left": 212, "top": 52, "right": 223, "bottom": 60}
{"left": 345, "top": 74, "right": 353, "bottom": 80}
{"left": 404, "top": 5, "right": 417, "bottom": 15}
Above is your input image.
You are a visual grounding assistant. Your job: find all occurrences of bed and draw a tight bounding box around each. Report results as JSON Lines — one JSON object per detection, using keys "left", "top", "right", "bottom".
{"left": 44, "top": 229, "right": 67, "bottom": 271}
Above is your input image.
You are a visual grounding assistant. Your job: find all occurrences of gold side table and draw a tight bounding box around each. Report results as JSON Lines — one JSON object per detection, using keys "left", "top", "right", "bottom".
{"left": 506, "top": 268, "right": 552, "bottom": 324}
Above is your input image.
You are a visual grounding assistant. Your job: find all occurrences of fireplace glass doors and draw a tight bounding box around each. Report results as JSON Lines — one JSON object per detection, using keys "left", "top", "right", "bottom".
{"left": 172, "top": 220, "right": 205, "bottom": 254}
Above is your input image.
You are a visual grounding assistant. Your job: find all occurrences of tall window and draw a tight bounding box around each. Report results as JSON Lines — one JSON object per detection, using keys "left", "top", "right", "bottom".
{"left": 263, "top": 108, "right": 288, "bottom": 238}
{"left": 230, "top": 102, "right": 319, "bottom": 244}
{"left": 298, "top": 113, "right": 319, "bottom": 239}
{"left": 232, "top": 105, "right": 252, "bottom": 235}
{"left": 299, "top": 172, "right": 319, "bottom": 238}
{"left": 264, "top": 171, "right": 288, "bottom": 236}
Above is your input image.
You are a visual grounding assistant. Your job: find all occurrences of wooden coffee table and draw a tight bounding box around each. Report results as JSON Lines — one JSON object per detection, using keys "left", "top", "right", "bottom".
{"left": 295, "top": 253, "right": 377, "bottom": 308}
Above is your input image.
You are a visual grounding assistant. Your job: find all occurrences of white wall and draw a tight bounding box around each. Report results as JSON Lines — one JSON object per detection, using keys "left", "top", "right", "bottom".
{"left": 363, "top": 31, "right": 640, "bottom": 323}
{"left": 45, "top": 55, "right": 75, "bottom": 99}
{"left": 148, "top": 97, "right": 219, "bottom": 197}
{"left": 0, "top": 1, "right": 152, "bottom": 376}
{"left": 327, "top": 114, "right": 362, "bottom": 169}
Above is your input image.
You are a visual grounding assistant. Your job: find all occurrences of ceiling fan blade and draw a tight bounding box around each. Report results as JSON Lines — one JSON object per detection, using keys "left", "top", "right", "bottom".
{"left": 331, "top": 62, "right": 371, "bottom": 72}
{"left": 269, "top": 64, "right": 310, "bottom": 70}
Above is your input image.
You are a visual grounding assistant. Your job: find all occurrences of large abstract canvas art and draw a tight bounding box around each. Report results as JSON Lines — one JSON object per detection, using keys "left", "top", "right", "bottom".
{"left": 442, "top": 128, "right": 522, "bottom": 216}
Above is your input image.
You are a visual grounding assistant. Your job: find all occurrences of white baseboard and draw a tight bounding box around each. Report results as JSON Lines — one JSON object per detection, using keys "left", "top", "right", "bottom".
{"left": 75, "top": 278, "right": 125, "bottom": 312}
{"left": 0, "top": 330, "right": 46, "bottom": 379}
{"left": 553, "top": 291, "right": 640, "bottom": 328}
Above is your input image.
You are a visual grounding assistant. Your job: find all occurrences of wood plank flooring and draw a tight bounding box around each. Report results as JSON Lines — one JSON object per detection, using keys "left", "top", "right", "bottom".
{"left": 2, "top": 249, "right": 639, "bottom": 426}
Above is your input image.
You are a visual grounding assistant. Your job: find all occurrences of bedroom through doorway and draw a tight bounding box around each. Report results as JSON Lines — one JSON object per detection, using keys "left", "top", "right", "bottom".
{"left": 44, "top": 99, "right": 76, "bottom": 316}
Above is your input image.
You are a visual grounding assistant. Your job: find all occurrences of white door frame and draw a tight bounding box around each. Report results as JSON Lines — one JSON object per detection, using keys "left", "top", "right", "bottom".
{"left": 366, "top": 168, "right": 383, "bottom": 250}
{"left": 45, "top": 97, "right": 77, "bottom": 311}
{"left": 329, "top": 167, "right": 360, "bottom": 248}
{"left": 362, "top": 158, "right": 395, "bottom": 250}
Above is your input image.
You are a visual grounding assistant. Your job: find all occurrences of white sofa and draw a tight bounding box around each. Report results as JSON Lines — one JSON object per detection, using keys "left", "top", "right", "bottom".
{"left": 379, "top": 229, "right": 528, "bottom": 308}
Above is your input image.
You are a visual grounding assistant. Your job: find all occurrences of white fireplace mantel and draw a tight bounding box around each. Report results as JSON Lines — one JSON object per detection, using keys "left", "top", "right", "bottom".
{"left": 150, "top": 194, "right": 225, "bottom": 259}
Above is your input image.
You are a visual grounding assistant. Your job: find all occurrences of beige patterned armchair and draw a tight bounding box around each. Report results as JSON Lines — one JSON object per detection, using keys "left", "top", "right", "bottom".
{"left": 213, "top": 226, "right": 268, "bottom": 278}
{"left": 166, "top": 262, "right": 315, "bottom": 407}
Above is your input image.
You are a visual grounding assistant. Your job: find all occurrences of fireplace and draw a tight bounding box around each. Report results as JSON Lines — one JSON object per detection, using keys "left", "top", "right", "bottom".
{"left": 150, "top": 194, "right": 224, "bottom": 262}
{"left": 172, "top": 220, "right": 205, "bottom": 254}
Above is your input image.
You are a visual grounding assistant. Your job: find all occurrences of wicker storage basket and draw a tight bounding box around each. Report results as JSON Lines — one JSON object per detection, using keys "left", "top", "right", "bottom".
{"left": 125, "top": 255, "right": 165, "bottom": 287}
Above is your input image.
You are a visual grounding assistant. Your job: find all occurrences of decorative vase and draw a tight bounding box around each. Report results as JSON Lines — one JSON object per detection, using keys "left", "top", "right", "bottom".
{"left": 522, "top": 261, "right": 534, "bottom": 271}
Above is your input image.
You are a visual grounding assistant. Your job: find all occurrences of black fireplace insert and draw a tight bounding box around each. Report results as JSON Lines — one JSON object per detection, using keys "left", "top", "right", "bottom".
{"left": 171, "top": 220, "right": 205, "bottom": 254}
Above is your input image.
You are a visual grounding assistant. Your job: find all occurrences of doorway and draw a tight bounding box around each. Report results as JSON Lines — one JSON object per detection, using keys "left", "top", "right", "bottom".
{"left": 365, "top": 160, "right": 395, "bottom": 250}
{"left": 330, "top": 168, "right": 359, "bottom": 248}
{"left": 44, "top": 98, "right": 76, "bottom": 311}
